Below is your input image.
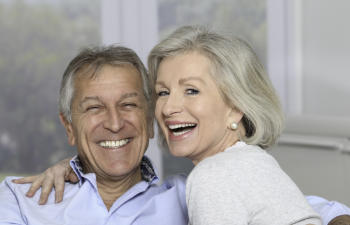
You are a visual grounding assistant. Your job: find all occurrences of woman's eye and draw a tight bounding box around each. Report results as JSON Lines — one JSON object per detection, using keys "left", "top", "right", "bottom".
{"left": 157, "top": 90, "right": 169, "bottom": 97}
{"left": 186, "top": 88, "right": 199, "bottom": 95}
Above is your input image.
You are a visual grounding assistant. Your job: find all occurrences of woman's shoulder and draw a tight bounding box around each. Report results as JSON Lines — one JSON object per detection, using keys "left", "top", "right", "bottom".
{"left": 186, "top": 142, "right": 294, "bottom": 196}
{"left": 193, "top": 142, "right": 279, "bottom": 174}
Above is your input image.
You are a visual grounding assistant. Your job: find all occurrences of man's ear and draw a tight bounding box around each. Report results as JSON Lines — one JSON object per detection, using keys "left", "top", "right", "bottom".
{"left": 59, "top": 113, "right": 76, "bottom": 146}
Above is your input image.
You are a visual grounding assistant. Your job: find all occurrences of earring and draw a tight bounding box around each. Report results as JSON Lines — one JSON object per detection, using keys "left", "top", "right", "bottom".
{"left": 230, "top": 122, "right": 238, "bottom": 130}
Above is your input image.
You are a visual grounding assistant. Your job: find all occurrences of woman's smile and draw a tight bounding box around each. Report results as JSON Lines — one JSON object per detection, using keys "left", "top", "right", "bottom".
{"left": 155, "top": 51, "right": 241, "bottom": 164}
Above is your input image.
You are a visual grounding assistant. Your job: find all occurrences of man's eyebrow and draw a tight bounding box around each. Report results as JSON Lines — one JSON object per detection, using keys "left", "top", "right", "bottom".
{"left": 79, "top": 96, "right": 101, "bottom": 107}
{"left": 120, "top": 92, "right": 139, "bottom": 100}
{"left": 78, "top": 92, "right": 140, "bottom": 108}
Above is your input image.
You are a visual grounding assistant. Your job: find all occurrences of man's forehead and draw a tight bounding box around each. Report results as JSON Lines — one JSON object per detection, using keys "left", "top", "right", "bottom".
{"left": 72, "top": 65, "right": 146, "bottom": 102}
{"left": 75, "top": 63, "right": 140, "bottom": 81}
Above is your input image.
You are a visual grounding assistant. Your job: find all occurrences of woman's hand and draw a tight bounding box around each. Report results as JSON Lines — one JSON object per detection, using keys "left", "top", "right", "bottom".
{"left": 12, "top": 158, "right": 78, "bottom": 204}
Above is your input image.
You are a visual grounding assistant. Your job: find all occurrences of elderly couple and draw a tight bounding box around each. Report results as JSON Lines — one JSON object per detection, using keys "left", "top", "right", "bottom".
{"left": 1, "top": 25, "right": 349, "bottom": 225}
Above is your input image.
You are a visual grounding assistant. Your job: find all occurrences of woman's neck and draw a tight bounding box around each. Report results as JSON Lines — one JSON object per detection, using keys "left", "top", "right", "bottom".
{"left": 191, "top": 131, "right": 240, "bottom": 165}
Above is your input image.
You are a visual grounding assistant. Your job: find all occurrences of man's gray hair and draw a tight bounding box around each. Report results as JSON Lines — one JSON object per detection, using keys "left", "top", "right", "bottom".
{"left": 148, "top": 25, "right": 284, "bottom": 149}
{"left": 59, "top": 45, "right": 152, "bottom": 122}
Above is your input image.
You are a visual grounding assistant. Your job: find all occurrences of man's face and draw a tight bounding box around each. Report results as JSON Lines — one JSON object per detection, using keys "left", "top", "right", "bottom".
{"left": 60, "top": 64, "right": 152, "bottom": 181}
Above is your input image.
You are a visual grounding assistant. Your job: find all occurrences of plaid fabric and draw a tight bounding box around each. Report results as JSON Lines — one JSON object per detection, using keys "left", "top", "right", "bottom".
{"left": 73, "top": 156, "right": 157, "bottom": 183}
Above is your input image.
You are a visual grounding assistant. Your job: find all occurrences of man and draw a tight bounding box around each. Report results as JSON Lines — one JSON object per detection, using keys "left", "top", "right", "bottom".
{"left": 0, "top": 46, "right": 188, "bottom": 224}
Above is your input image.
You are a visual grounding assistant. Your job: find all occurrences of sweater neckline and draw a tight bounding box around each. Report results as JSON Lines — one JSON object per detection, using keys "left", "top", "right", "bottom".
{"left": 224, "top": 141, "right": 247, "bottom": 152}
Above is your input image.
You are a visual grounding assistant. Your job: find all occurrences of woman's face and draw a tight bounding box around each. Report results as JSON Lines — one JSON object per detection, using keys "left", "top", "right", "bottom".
{"left": 155, "top": 51, "right": 242, "bottom": 164}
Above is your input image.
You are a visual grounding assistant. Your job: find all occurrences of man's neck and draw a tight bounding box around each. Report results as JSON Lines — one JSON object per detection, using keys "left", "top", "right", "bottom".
{"left": 96, "top": 167, "right": 142, "bottom": 211}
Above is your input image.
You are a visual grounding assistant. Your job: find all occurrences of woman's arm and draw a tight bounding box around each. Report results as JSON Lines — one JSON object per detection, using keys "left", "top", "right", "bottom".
{"left": 12, "top": 157, "right": 78, "bottom": 204}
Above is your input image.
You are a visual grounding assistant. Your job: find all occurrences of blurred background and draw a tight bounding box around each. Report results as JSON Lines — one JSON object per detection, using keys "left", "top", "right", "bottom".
{"left": 0, "top": 0, "right": 349, "bottom": 205}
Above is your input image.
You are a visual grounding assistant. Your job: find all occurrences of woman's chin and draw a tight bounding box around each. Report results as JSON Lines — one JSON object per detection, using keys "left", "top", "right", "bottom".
{"left": 168, "top": 146, "right": 192, "bottom": 159}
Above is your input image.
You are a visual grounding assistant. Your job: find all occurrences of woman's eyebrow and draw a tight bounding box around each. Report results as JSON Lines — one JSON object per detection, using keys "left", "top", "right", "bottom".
{"left": 156, "top": 76, "right": 205, "bottom": 86}
{"left": 179, "top": 76, "right": 205, "bottom": 85}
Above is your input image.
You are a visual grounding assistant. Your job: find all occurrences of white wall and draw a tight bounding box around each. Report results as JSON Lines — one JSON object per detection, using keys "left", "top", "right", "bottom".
{"left": 301, "top": 0, "right": 350, "bottom": 117}
{"left": 268, "top": 0, "right": 350, "bottom": 204}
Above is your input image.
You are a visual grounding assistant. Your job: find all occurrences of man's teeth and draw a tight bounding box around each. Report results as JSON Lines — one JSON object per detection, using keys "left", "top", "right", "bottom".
{"left": 168, "top": 123, "right": 196, "bottom": 130}
{"left": 99, "top": 139, "right": 129, "bottom": 148}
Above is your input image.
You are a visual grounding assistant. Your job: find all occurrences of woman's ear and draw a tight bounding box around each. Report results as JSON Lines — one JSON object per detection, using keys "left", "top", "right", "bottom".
{"left": 228, "top": 107, "right": 244, "bottom": 125}
{"left": 59, "top": 113, "right": 76, "bottom": 146}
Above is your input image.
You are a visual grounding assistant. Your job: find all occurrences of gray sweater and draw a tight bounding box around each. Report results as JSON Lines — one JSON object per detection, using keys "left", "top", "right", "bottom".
{"left": 186, "top": 142, "right": 322, "bottom": 225}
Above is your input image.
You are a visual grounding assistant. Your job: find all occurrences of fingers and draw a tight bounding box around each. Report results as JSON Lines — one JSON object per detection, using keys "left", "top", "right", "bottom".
{"left": 12, "top": 175, "right": 52, "bottom": 202}
{"left": 25, "top": 176, "right": 45, "bottom": 198}
{"left": 67, "top": 171, "right": 79, "bottom": 184}
{"left": 54, "top": 176, "right": 65, "bottom": 203}
{"left": 12, "top": 175, "right": 39, "bottom": 184}
{"left": 38, "top": 173, "right": 55, "bottom": 205}
{"left": 11, "top": 158, "right": 74, "bottom": 205}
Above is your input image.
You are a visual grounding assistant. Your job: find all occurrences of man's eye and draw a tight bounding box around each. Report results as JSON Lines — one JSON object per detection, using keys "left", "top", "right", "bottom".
{"left": 186, "top": 88, "right": 199, "bottom": 95}
{"left": 86, "top": 106, "right": 101, "bottom": 111}
{"left": 157, "top": 91, "right": 169, "bottom": 97}
{"left": 122, "top": 102, "right": 137, "bottom": 108}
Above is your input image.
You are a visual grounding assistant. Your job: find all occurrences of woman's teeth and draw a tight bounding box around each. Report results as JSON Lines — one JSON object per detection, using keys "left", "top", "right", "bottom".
{"left": 168, "top": 123, "right": 196, "bottom": 136}
{"left": 168, "top": 123, "right": 196, "bottom": 129}
{"left": 172, "top": 130, "right": 191, "bottom": 136}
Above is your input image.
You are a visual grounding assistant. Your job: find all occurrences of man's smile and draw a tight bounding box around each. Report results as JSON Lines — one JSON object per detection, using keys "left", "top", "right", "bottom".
{"left": 98, "top": 138, "right": 131, "bottom": 149}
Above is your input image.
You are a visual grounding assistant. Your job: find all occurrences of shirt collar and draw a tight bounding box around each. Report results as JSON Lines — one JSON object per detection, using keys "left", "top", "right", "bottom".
{"left": 69, "top": 155, "right": 158, "bottom": 186}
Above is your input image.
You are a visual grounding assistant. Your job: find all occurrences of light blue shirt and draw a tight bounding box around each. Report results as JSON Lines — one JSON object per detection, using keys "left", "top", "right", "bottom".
{"left": 306, "top": 195, "right": 350, "bottom": 224}
{"left": 0, "top": 156, "right": 188, "bottom": 225}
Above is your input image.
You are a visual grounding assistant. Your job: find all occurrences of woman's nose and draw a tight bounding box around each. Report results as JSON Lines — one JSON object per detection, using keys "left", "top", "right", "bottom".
{"left": 161, "top": 93, "right": 183, "bottom": 117}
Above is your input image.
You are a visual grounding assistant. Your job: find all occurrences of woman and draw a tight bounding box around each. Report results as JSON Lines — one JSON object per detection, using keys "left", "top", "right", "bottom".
{"left": 15, "top": 26, "right": 323, "bottom": 224}
{"left": 148, "top": 25, "right": 320, "bottom": 224}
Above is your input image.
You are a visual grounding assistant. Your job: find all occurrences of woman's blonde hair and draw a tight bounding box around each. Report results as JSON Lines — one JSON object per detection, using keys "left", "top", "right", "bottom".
{"left": 148, "top": 25, "right": 284, "bottom": 149}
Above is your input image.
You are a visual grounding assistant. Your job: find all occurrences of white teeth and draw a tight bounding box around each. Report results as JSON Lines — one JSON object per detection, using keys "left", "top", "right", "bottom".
{"left": 168, "top": 123, "right": 196, "bottom": 130}
{"left": 99, "top": 139, "right": 129, "bottom": 148}
{"left": 172, "top": 130, "right": 190, "bottom": 136}
{"left": 167, "top": 123, "right": 196, "bottom": 136}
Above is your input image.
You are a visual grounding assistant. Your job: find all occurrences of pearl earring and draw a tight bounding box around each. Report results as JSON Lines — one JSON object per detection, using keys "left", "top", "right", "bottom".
{"left": 230, "top": 122, "right": 238, "bottom": 130}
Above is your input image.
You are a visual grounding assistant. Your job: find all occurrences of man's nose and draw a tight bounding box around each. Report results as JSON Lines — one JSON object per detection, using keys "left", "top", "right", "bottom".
{"left": 103, "top": 109, "right": 124, "bottom": 132}
{"left": 162, "top": 93, "right": 183, "bottom": 117}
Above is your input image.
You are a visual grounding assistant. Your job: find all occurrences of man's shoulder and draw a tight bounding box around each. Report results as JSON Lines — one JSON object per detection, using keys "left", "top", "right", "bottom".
{"left": 1, "top": 176, "right": 28, "bottom": 193}
{"left": 1, "top": 176, "right": 79, "bottom": 204}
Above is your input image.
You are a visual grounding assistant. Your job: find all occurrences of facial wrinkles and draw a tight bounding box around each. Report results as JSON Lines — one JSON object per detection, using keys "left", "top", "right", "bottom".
{"left": 74, "top": 117, "right": 96, "bottom": 173}
{"left": 70, "top": 65, "right": 148, "bottom": 181}
{"left": 155, "top": 52, "right": 240, "bottom": 164}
